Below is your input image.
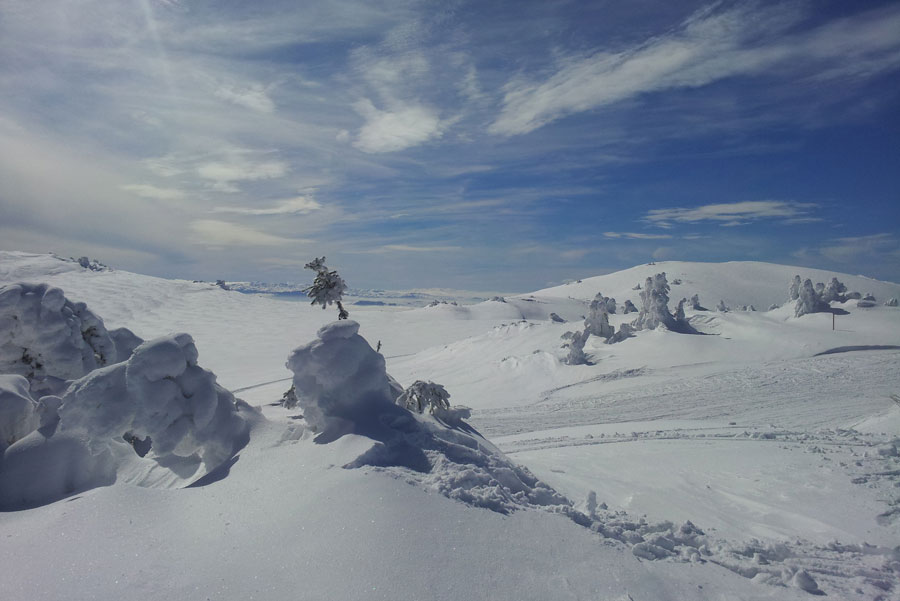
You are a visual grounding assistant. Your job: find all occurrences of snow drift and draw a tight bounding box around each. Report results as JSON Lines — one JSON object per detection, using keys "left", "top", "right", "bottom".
{"left": 287, "top": 320, "right": 571, "bottom": 514}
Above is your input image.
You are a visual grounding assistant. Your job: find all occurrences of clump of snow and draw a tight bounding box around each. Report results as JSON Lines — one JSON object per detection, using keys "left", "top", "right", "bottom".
{"left": 0, "top": 374, "right": 38, "bottom": 450}
{"left": 1, "top": 332, "right": 252, "bottom": 509}
{"left": 0, "top": 283, "right": 142, "bottom": 389}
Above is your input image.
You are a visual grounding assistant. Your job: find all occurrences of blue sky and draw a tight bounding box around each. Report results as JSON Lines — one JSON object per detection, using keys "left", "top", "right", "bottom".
{"left": 1, "top": 0, "right": 898, "bottom": 291}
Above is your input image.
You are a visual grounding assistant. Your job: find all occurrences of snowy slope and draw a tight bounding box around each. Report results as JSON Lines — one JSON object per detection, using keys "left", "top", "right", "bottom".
{"left": 2, "top": 251, "right": 899, "bottom": 600}
{"left": 531, "top": 260, "right": 900, "bottom": 311}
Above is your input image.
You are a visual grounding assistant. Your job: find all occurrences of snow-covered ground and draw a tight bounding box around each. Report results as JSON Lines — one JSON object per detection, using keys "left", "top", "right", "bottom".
{"left": 2, "top": 251, "right": 899, "bottom": 600}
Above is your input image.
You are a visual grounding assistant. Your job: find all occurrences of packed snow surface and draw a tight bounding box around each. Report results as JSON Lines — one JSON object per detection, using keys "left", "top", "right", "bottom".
{"left": 2, "top": 251, "right": 900, "bottom": 600}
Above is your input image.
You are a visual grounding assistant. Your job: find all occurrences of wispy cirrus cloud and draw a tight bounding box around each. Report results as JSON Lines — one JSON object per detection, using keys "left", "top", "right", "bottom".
{"left": 645, "top": 201, "right": 818, "bottom": 228}
{"left": 490, "top": 3, "right": 900, "bottom": 136}
{"left": 603, "top": 232, "right": 673, "bottom": 240}
{"left": 189, "top": 220, "right": 306, "bottom": 247}
{"left": 213, "top": 195, "right": 321, "bottom": 216}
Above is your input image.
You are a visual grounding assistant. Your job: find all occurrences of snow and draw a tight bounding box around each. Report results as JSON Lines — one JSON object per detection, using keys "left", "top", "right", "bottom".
{"left": 2, "top": 251, "right": 900, "bottom": 600}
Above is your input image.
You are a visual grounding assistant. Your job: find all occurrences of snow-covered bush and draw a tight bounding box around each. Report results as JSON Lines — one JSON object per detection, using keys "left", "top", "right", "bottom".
{"left": 844, "top": 291, "right": 862, "bottom": 300}
{"left": 584, "top": 294, "right": 614, "bottom": 339}
{"left": 622, "top": 299, "right": 637, "bottom": 314}
{"left": 563, "top": 329, "right": 589, "bottom": 365}
{"left": 863, "top": 293, "right": 876, "bottom": 302}
{"left": 397, "top": 380, "right": 451, "bottom": 414}
{"left": 605, "top": 297, "right": 616, "bottom": 314}
{"left": 304, "top": 256, "right": 349, "bottom": 320}
{"left": 717, "top": 300, "right": 729, "bottom": 312}
{"left": 0, "top": 282, "right": 142, "bottom": 386}
{"left": 549, "top": 312, "right": 565, "bottom": 323}
{"left": 886, "top": 298, "right": 898, "bottom": 307}
{"left": 821, "top": 277, "right": 847, "bottom": 304}
{"left": 0, "top": 374, "right": 38, "bottom": 450}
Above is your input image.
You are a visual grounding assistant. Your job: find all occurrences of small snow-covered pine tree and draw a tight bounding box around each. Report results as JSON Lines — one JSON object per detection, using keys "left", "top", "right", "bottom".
{"left": 622, "top": 299, "right": 637, "bottom": 314}
{"left": 303, "top": 256, "right": 349, "bottom": 320}
{"left": 690, "top": 294, "right": 704, "bottom": 311}
{"left": 716, "top": 300, "right": 729, "bottom": 312}
{"left": 397, "top": 380, "right": 451, "bottom": 414}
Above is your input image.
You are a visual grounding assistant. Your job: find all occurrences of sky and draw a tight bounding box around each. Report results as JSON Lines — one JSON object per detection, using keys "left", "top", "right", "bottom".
{"left": 1, "top": 0, "right": 899, "bottom": 292}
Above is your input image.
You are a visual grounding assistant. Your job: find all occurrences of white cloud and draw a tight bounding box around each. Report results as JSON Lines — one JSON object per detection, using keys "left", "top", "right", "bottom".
{"left": 368, "top": 244, "right": 462, "bottom": 253}
{"left": 819, "top": 233, "right": 898, "bottom": 262}
{"left": 489, "top": 3, "right": 900, "bottom": 136}
{"left": 352, "top": 98, "right": 444, "bottom": 153}
{"left": 604, "top": 232, "right": 673, "bottom": 240}
{"left": 121, "top": 184, "right": 187, "bottom": 201}
{"left": 645, "top": 201, "right": 817, "bottom": 226}
{"left": 214, "top": 83, "right": 276, "bottom": 114}
{"left": 189, "top": 220, "right": 302, "bottom": 246}
{"left": 213, "top": 195, "right": 321, "bottom": 216}
{"left": 196, "top": 159, "right": 288, "bottom": 192}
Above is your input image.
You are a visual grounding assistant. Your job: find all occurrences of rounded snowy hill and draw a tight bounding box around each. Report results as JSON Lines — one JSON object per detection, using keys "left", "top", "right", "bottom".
{"left": 528, "top": 260, "right": 900, "bottom": 311}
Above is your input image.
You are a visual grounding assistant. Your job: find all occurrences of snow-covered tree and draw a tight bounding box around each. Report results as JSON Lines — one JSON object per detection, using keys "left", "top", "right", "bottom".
{"left": 795, "top": 278, "right": 827, "bottom": 317}
{"left": 584, "top": 294, "right": 614, "bottom": 339}
{"left": 607, "top": 322, "right": 635, "bottom": 344}
{"left": 674, "top": 298, "right": 686, "bottom": 322}
{"left": 716, "top": 300, "right": 729, "bottom": 312}
{"left": 303, "top": 256, "right": 348, "bottom": 320}
{"left": 886, "top": 298, "right": 898, "bottom": 307}
{"left": 789, "top": 275, "right": 802, "bottom": 301}
{"left": 563, "top": 329, "right": 589, "bottom": 365}
{"left": 397, "top": 380, "right": 451, "bottom": 414}
{"left": 605, "top": 297, "right": 616, "bottom": 314}
{"left": 820, "top": 278, "right": 847, "bottom": 304}
{"left": 281, "top": 385, "right": 299, "bottom": 409}
{"left": 690, "top": 294, "right": 705, "bottom": 311}
{"left": 633, "top": 273, "right": 677, "bottom": 331}
{"left": 622, "top": 299, "right": 637, "bottom": 314}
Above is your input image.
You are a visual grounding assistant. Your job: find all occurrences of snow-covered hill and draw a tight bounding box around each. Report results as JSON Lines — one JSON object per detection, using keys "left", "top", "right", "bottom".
{"left": 2, "top": 250, "right": 899, "bottom": 600}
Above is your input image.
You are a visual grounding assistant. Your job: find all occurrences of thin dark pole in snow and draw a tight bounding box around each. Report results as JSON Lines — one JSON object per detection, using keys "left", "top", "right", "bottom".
{"left": 832, "top": 312, "right": 835, "bottom": 330}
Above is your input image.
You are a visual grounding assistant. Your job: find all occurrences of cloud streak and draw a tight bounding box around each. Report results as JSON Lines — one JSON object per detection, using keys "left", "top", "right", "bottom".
{"left": 645, "top": 201, "right": 818, "bottom": 227}
{"left": 490, "top": 3, "right": 900, "bottom": 135}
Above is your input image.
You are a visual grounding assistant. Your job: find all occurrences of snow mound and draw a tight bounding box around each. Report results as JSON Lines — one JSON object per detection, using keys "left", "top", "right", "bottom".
{"left": 0, "top": 282, "right": 140, "bottom": 389}
{"left": 1, "top": 332, "right": 253, "bottom": 509}
{"left": 287, "top": 321, "right": 572, "bottom": 514}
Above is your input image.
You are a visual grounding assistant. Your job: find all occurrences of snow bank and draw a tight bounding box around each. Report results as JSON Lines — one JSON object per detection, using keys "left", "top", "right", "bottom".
{"left": 0, "top": 282, "right": 141, "bottom": 388}
{"left": 286, "top": 321, "right": 572, "bottom": 514}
